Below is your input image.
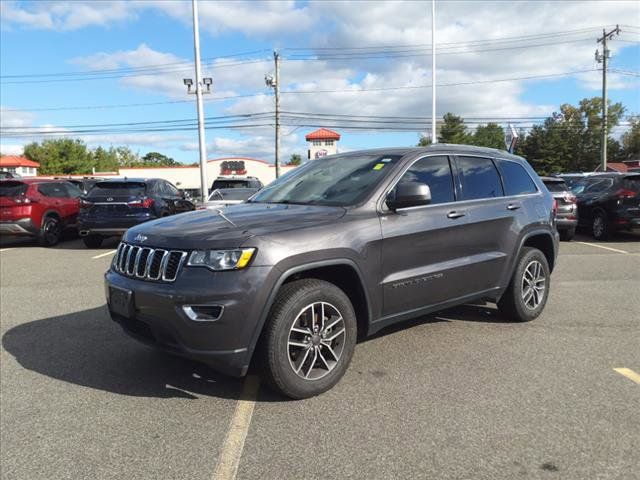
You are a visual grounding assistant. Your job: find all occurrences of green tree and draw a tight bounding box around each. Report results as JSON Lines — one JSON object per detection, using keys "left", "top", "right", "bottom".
{"left": 417, "top": 135, "right": 431, "bottom": 146}
{"left": 114, "top": 146, "right": 141, "bottom": 167}
{"left": 621, "top": 117, "right": 640, "bottom": 159}
{"left": 23, "top": 138, "right": 93, "bottom": 175}
{"left": 93, "top": 146, "right": 119, "bottom": 172}
{"left": 438, "top": 113, "right": 470, "bottom": 144}
{"left": 472, "top": 123, "right": 505, "bottom": 149}
{"left": 287, "top": 153, "right": 302, "bottom": 166}
{"left": 140, "top": 151, "right": 179, "bottom": 166}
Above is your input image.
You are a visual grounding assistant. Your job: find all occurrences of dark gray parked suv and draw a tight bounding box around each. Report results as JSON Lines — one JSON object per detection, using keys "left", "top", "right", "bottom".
{"left": 105, "top": 145, "right": 558, "bottom": 398}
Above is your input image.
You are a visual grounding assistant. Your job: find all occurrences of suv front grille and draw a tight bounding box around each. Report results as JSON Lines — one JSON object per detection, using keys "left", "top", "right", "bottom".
{"left": 113, "top": 242, "right": 188, "bottom": 282}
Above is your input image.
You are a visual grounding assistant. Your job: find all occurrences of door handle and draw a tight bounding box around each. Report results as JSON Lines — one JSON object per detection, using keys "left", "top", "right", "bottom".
{"left": 447, "top": 211, "right": 466, "bottom": 219}
{"left": 507, "top": 203, "right": 521, "bottom": 211}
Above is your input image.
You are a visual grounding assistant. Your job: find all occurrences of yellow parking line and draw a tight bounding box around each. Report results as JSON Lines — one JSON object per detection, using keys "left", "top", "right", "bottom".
{"left": 213, "top": 375, "right": 260, "bottom": 480}
{"left": 92, "top": 250, "right": 117, "bottom": 259}
{"left": 575, "top": 242, "right": 628, "bottom": 254}
{"left": 614, "top": 368, "right": 640, "bottom": 385}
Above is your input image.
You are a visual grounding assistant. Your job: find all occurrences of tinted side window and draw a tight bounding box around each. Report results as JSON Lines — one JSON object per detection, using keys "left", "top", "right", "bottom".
{"left": 457, "top": 156, "right": 503, "bottom": 200}
{"left": 397, "top": 155, "right": 455, "bottom": 205}
{"left": 499, "top": 160, "right": 538, "bottom": 196}
{"left": 38, "top": 183, "right": 68, "bottom": 198}
{"left": 165, "top": 182, "right": 180, "bottom": 195}
{"left": 64, "top": 183, "right": 83, "bottom": 198}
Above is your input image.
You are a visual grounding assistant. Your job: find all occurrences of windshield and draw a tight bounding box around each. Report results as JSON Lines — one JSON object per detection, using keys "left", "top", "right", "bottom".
{"left": 570, "top": 177, "right": 614, "bottom": 195}
{"left": 0, "top": 181, "right": 27, "bottom": 197}
{"left": 212, "top": 179, "right": 251, "bottom": 189}
{"left": 543, "top": 181, "right": 567, "bottom": 193}
{"left": 250, "top": 153, "right": 403, "bottom": 206}
{"left": 88, "top": 182, "right": 146, "bottom": 197}
{"left": 208, "top": 188, "right": 257, "bottom": 201}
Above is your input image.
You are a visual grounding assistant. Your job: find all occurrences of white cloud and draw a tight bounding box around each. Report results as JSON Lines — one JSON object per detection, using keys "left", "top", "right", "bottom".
{"left": 0, "top": 106, "right": 36, "bottom": 128}
{"left": 1, "top": 1, "right": 138, "bottom": 31}
{"left": 0, "top": 144, "right": 24, "bottom": 155}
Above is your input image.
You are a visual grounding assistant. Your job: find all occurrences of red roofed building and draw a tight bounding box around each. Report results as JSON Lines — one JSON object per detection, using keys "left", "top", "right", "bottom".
{"left": 0, "top": 156, "right": 40, "bottom": 177}
{"left": 306, "top": 128, "right": 341, "bottom": 160}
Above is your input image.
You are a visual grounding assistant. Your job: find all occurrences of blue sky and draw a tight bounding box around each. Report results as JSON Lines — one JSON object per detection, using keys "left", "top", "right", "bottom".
{"left": 1, "top": 1, "right": 639, "bottom": 163}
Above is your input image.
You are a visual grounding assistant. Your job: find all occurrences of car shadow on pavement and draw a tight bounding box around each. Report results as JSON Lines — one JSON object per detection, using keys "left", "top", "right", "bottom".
{"left": 1, "top": 305, "right": 252, "bottom": 402}
{"left": 2, "top": 302, "right": 513, "bottom": 402}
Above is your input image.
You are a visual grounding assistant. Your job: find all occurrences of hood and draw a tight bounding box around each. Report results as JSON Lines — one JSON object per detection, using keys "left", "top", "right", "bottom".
{"left": 123, "top": 202, "right": 346, "bottom": 249}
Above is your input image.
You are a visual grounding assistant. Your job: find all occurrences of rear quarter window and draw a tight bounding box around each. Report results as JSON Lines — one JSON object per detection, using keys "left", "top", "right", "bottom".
{"left": 543, "top": 181, "right": 567, "bottom": 193}
{"left": 622, "top": 176, "right": 640, "bottom": 192}
{"left": 498, "top": 160, "right": 538, "bottom": 196}
{"left": 38, "top": 183, "right": 68, "bottom": 198}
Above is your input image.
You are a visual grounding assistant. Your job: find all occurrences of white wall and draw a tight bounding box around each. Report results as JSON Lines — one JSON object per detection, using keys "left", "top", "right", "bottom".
{"left": 115, "top": 158, "right": 297, "bottom": 189}
{"left": 307, "top": 139, "right": 338, "bottom": 160}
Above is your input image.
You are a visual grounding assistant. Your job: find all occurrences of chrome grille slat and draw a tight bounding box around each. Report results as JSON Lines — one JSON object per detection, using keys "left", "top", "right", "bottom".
{"left": 112, "top": 242, "right": 187, "bottom": 283}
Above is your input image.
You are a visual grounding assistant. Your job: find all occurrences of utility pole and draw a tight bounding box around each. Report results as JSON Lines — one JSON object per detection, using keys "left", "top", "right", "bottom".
{"left": 266, "top": 51, "right": 281, "bottom": 178}
{"left": 191, "top": 0, "right": 208, "bottom": 202}
{"left": 596, "top": 25, "right": 620, "bottom": 172}
{"left": 431, "top": 0, "right": 437, "bottom": 144}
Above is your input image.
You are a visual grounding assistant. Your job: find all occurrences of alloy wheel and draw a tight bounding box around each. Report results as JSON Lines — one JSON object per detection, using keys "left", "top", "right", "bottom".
{"left": 521, "top": 260, "right": 546, "bottom": 310}
{"left": 287, "top": 302, "right": 346, "bottom": 380}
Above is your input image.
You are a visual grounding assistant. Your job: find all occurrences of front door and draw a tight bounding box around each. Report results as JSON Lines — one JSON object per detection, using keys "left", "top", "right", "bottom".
{"left": 380, "top": 154, "right": 472, "bottom": 317}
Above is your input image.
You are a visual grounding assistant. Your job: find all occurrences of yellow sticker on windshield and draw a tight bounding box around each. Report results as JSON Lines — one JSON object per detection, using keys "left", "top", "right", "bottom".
{"left": 373, "top": 163, "right": 385, "bottom": 170}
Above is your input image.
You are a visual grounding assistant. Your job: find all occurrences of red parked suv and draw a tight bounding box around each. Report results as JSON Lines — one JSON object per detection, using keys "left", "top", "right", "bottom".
{"left": 0, "top": 178, "right": 82, "bottom": 246}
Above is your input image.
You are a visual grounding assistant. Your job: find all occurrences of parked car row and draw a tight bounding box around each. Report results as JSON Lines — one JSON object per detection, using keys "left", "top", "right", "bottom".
{"left": 0, "top": 177, "right": 195, "bottom": 247}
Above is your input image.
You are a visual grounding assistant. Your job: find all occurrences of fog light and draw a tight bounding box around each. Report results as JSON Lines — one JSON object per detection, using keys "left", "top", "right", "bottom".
{"left": 182, "top": 305, "right": 224, "bottom": 321}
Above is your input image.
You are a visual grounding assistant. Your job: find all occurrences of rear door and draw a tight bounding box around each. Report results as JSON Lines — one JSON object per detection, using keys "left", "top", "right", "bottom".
{"left": 452, "top": 155, "right": 520, "bottom": 293}
{"left": 380, "top": 154, "right": 471, "bottom": 316}
{"left": 38, "top": 182, "right": 76, "bottom": 221}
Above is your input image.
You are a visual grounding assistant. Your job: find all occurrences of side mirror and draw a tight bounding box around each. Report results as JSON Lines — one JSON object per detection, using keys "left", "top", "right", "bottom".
{"left": 386, "top": 181, "right": 431, "bottom": 211}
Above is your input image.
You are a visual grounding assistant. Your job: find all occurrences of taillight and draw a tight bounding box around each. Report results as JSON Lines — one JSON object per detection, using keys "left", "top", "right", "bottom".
{"left": 14, "top": 195, "right": 38, "bottom": 204}
{"left": 552, "top": 199, "right": 558, "bottom": 217}
{"left": 128, "top": 197, "right": 154, "bottom": 208}
{"left": 615, "top": 188, "right": 636, "bottom": 199}
{"left": 564, "top": 194, "right": 577, "bottom": 203}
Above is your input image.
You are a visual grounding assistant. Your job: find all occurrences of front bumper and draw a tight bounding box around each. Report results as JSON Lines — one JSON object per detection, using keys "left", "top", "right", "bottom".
{"left": 104, "top": 264, "right": 275, "bottom": 377}
{"left": 0, "top": 218, "right": 37, "bottom": 236}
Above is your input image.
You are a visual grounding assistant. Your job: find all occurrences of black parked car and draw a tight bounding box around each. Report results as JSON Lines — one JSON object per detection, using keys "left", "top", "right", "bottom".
{"left": 570, "top": 173, "right": 640, "bottom": 240}
{"left": 55, "top": 176, "right": 101, "bottom": 195}
{"left": 105, "top": 146, "right": 558, "bottom": 398}
{"left": 542, "top": 177, "right": 578, "bottom": 241}
{"left": 79, "top": 178, "right": 194, "bottom": 248}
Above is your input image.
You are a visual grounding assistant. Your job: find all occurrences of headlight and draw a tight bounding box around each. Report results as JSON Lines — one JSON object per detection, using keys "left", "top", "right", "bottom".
{"left": 187, "top": 248, "right": 256, "bottom": 271}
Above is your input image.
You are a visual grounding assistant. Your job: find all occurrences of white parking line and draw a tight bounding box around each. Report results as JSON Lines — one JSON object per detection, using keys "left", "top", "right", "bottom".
{"left": 92, "top": 250, "right": 117, "bottom": 259}
{"left": 213, "top": 375, "right": 260, "bottom": 480}
{"left": 614, "top": 368, "right": 640, "bottom": 385}
{"left": 575, "top": 241, "right": 629, "bottom": 254}
{"left": 0, "top": 248, "right": 13, "bottom": 252}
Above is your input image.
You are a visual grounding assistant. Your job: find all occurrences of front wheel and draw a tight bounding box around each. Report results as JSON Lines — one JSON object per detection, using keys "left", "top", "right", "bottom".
{"left": 498, "top": 247, "right": 550, "bottom": 322}
{"left": 260, "top": 279, "right": 357, "bottom": 399}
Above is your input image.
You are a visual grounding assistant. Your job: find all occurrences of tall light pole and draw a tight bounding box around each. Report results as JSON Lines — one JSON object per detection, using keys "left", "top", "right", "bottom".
{"left": 596, "top": 25, "right": 620, "bottom": 172}
{"left": 431, "top": 0, "right": 437, "bottom": 144}
{"left": 191, "top": 0, "right": 208, "bottom": 202}
{"left": 265, "top": 51, "right": 281, "bottom": 178}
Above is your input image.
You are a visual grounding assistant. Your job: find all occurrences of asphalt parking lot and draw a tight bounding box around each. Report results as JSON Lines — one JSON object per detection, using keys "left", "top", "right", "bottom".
{"left": 1, "top": 233, "right": 639, "bottom": 480}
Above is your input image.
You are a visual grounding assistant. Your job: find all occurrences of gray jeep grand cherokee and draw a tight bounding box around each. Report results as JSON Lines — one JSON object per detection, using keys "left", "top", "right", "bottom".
{"left": 105, "top": 145, "right": 558, "bottom": 399}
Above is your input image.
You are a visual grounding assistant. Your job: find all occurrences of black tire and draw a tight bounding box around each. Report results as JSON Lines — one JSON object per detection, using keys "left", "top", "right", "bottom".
{"left": 260, "top": 279, "right": 357, "bottom": 399}
{"left": 82, "top": 234, "right": 104, "bottom": 248}
{"left": 498, "top": 247, "right": 550, "bottom": 323}
{"left": 37, "top": 216, "right": 62, "bottom": 247}
{"left": 559, "top": 228, "right": 575, "bottom": 241}
{"left": 591, "top": 210, "right": 611, "bottom": 241}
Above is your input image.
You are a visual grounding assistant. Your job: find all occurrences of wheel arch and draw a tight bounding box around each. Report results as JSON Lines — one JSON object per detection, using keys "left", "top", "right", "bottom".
{"left": 520, "top": 230, "right": 556, "bottom": 272}
{"left": 41, "top": 209, "right": 61, "bottom": 226}
{"left": 246, "top": 259, "right": 372, "bottom": 369}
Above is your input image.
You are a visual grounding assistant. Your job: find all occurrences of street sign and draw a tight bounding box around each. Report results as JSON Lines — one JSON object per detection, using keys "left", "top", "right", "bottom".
{"left": 505, "top": 124, "right": 518, "bottom": 153}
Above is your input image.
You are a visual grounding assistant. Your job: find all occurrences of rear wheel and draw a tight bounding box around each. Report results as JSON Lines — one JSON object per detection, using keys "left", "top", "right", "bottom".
{"left": 559, "top": 228, "right": 575, "bottom": 241}
{"left": 498, "top": 247, "right": 550, "bottom": 322}
{"left": 37, "top": 216, "right": 62, "bottom": 247}
{"left": 261, "top": 279, "right": 357, "bottom": 399}
{"left": 591, "top": 211, "right": 611, "bottom": 240}
{"left": 82, "top": 234, "right": 104, "bottom": 248}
